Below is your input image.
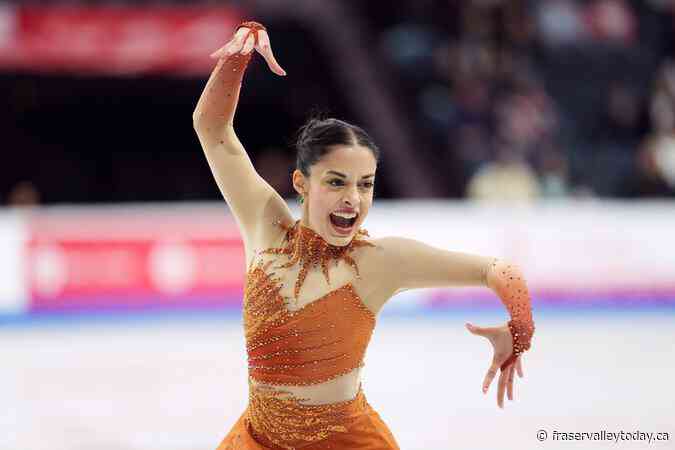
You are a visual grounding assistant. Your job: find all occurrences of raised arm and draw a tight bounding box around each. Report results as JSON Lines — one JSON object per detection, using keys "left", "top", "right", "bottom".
{"left": 192, "top": 21, "right": 291, "bottom": 255}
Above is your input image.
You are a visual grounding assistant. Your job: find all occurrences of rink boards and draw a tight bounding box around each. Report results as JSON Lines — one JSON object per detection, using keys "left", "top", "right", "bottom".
{"left": 1, "top": 199, "right": 674, "bottom": 319}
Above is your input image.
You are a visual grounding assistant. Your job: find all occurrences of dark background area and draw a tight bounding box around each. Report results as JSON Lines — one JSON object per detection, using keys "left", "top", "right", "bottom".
{"left": 3, "top": 0, "right": 675, "bottom": 205}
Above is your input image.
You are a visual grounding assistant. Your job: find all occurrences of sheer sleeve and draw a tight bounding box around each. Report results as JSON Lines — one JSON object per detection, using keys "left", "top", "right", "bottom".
{"left": 484, "top": 258, "right": 535, "bottom": 370}
{"left": 193, "top": 21, "right": 266, "bottom": 130}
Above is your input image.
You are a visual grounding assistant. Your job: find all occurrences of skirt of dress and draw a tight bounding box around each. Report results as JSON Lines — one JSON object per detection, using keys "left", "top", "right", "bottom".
{"left": 215, "top": 384, "right": 400, "bottom": 450}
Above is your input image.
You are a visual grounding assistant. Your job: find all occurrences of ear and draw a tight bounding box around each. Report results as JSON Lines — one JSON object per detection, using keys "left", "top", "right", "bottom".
{"left": 292, "top": 169, "right": 307, "bottom": 196}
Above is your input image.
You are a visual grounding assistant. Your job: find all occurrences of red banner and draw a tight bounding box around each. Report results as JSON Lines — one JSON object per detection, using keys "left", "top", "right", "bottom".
{"left": 0, "top": 4, "right": 243, "bottom": 75}
{"left": 26, "top": 209, "right": 246, "bottom": 311}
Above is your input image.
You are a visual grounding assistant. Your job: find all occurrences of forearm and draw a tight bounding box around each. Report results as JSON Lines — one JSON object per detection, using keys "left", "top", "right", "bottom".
{"left": 192, "top": 51, "right": 252, "bottom": 135}
{"left": 484, "top": 258, "right": 535, "bottom": 365}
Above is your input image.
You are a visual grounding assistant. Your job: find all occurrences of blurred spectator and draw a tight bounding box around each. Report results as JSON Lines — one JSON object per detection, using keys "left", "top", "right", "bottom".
{"left": 535, "top": 0, "right": 587, "bottom": 47}
{"left": 650, "top": 134, "right": 675, "bottom": 189}
{"left": 536, "top": 145, "right": 570, "bottom": 197}
{"left": 2, "top": 1, "right": 674, "bottom": 203}
{"left": 466, "top": 146, "right": 541, "bottom": 202}
{"left": 620, "top": 138, "right": 675, "bottom": 196}
{"left": 494, "top": 83, "right": 558, "bottom": 156}
{"left": 601, "top": 82, "right": 643, "bottom": 141}
{"left": 585, "top": 0, "right": 637, "bottom": 46}
{"left": 619, "top": 59, "right": 675, "bottom": 196}
{"left": 6, "top": 181, "right": 41, "bottom": 207}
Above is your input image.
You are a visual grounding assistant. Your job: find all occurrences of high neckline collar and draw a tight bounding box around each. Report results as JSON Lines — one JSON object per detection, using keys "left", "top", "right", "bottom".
{"left": 262, "top": 219, "right": 374, "bottom": 299}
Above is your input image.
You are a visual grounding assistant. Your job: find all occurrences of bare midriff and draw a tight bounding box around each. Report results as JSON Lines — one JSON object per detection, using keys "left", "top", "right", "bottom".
{"left": 249, "top": 366, "right": 364, "bottom": 405}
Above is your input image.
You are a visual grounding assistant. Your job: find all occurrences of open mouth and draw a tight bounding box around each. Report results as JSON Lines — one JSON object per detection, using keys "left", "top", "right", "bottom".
{"left": 329, "top": 212, "right": 358, "bottom": 234}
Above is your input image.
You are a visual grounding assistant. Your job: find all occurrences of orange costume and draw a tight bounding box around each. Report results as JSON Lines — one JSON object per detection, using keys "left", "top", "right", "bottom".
{"left": 217, "top": 220, "right": 400, "bottom": 449}
{"left": 198, "top": 21, "right": 535, "bottom": 450}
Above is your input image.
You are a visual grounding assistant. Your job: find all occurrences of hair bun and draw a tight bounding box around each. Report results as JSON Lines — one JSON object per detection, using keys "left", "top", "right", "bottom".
{"left": 293, "top": 115, "right": 380, "bottom": 177}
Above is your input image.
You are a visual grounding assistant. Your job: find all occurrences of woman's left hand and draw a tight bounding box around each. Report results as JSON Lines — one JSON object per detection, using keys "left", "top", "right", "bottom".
{"left": 465, "top": 322, "right": 524, "bottom": 408}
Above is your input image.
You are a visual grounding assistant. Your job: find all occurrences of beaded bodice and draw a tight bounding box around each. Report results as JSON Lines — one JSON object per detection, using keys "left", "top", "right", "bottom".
{"left": 243, "top": 220, "right": 376, "bottom": 386}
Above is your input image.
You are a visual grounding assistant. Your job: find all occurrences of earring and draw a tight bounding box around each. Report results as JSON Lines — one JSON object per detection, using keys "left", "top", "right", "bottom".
{"left": 299, "top": 195, "right": 304, "bottom": 204}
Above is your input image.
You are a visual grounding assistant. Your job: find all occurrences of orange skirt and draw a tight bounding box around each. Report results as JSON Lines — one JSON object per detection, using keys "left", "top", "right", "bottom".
{"left": 215, "top": 384, "right": 400, "bottom": 449}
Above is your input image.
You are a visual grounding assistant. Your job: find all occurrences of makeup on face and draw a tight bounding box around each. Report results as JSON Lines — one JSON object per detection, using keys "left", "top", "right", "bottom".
{"left": 304, "top": 146, "right": 377, "bottom": 246}
{"left": 324, "top": 170, "right": 374, "bottom": 236}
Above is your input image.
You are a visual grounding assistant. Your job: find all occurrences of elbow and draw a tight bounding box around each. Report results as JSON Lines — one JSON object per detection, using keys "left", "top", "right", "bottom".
{"left": 192, "top": 110, "right": 204, "bottom": 131}
{"left": 192, "top": 112, "right": 233, "bottom": 135}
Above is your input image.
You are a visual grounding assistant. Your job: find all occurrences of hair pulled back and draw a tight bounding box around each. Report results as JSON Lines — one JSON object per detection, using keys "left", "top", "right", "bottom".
{"left": 294, "top": 114, "right": 380, "bottom": 177}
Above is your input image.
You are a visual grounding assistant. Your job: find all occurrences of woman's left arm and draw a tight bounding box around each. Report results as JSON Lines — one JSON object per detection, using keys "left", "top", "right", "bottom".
{"left": 373, "top": 236, "right": 535, "bottom": 407}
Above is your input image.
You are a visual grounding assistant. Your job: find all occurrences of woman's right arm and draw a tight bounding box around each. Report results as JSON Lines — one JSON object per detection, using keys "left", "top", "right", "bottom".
{"left": 192, "top": 22, "right": 291, "bottom": 254}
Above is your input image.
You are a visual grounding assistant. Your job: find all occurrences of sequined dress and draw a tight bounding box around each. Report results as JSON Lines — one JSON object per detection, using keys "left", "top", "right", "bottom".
{"left": 205, "top": 20, "right": 535, "bottom": 449}
{"left": 215, "top": 220, "right": 400, "bottom": 450}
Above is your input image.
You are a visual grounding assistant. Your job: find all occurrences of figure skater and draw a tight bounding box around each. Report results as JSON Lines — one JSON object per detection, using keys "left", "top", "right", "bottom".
{"left": 193, "top": 21, "right": 535, "bottom": 450}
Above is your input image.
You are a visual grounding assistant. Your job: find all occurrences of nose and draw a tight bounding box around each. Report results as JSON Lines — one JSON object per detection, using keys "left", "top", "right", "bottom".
{"left": 342, "top": 185, "right": 359, "bottom": 206}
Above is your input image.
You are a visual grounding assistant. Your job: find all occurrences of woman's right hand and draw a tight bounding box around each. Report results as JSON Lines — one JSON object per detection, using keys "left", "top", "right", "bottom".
{"left": 209, "top": 24, "right": 287, "bottom": 76}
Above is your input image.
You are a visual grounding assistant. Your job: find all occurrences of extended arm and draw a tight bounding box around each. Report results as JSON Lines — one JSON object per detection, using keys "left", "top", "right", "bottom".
{"left": 192, "top": 22, "right": 291, "bottom": 252}
{"left": 374, "top": 237, "right": 535, "bottom": 367}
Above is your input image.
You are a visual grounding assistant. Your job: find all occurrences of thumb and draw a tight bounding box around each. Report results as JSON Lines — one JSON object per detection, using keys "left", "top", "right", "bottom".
{"left": 465, "top": 322, "right": 484, "bottom": 335}
{"left": 466, "top": 322, "right": 498, "bottom": 338}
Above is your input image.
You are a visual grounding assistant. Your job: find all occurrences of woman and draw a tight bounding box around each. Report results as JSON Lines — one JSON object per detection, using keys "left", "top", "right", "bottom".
{"left": 193, "top": 21, "right": 535, "bottom": 450}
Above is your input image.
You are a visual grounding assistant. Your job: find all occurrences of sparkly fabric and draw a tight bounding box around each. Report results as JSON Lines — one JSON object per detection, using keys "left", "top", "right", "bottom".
{"left": 244, "top": 221, "right": 376, "bottom": 386}
{"left": 192, "top": 21, "right": 264, "bottom": 131}
{"left": 227, "top": 218, "right": 395, "bottom": 448}
{"left": 262, "top": 220, "right": 375, "bottom": 300}
{"left": 216, "top": 383, "right": 400, "bottom": 449}
{"left": 486, "top": 259, "right": 536, "bottom": 370}
{"left": 213, "top": 21, "right": 399, "bottom": 448}
{"left": 236, "top": 21, "right": 267, "bottom": 39}
{"left": 245, "top": 379, "right": 353, "bottom": 449}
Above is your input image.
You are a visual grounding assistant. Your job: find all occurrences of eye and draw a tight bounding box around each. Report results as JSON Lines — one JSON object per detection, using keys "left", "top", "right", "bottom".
{"left": 360, "top": 181, "right": 374, "bottom": 189}
{"left": 328, "top": 179, "right": 345, "bottom": 187}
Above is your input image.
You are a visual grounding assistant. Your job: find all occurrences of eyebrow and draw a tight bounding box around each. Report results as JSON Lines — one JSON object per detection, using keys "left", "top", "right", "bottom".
{"left": 325, "top": 170, "right": 375, "bottom": 179}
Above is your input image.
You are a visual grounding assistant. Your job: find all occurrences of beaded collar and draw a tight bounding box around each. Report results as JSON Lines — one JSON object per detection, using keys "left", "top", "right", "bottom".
{"left": 262, "top": 220, "right": 375, "bottom": 300}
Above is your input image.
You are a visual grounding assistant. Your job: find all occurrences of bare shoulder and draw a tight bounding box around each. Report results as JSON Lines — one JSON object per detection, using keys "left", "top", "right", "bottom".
{"left": 349, "top": 235, "right": 424, "bottom": 311}
{"left": 352, "top": 235, "right": 410, "bottom": 281}
{"left": 358, "top": 235, "right": 419, "bottom": 260}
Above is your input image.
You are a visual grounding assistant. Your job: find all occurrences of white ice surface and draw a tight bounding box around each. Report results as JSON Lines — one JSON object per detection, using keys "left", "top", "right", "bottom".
{"left": 1, "top": 311, "right": 674, "bottom": 450}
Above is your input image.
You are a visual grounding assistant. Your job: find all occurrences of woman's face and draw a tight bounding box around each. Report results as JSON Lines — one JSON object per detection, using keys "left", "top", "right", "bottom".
{"left": 293, "top": 145, "right": 377, "bottom": 246}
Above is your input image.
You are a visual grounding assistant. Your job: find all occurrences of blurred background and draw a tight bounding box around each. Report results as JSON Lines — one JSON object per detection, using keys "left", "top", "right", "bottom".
{"left": 1, "top": 1, "right": 674, "bottom": 449}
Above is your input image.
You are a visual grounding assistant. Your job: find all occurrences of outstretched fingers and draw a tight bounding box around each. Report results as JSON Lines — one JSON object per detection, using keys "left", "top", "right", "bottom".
{"left": 482, "top": 360, "right": 499, "bottom": 394}
{"left": 225, "top": 28, "right": 248, "bottom": 56}
{"left": 506, "top": 364, "right": 515, "bottom": 401}
{"left": 209, "top": 27, "right": 247, "bottom": 59}
{"left": 241, "top": 32, "right": 255, "bottom": 55}
{"left": 497, "top": 367, "right": 508, "bottom": 408}
{"left": 255, "top": 30, "right": 287, "bottom": 76}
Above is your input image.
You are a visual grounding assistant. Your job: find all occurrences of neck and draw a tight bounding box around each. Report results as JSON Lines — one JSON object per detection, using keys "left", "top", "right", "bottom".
{"left": 264, "top": 219, "right": 374, "bottom": 299}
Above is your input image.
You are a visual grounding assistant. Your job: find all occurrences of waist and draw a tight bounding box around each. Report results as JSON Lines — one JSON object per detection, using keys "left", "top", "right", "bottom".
{"left": 245, "top": 376, "right": 369, "bottom": 450}
{"left": 248, "top": 365, "right": 363, "bottom": 406}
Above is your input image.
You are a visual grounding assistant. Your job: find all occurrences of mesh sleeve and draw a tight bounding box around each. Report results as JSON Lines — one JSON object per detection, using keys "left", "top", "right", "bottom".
{"left": 485, "top": 258, "right": 535, "bottom": 370}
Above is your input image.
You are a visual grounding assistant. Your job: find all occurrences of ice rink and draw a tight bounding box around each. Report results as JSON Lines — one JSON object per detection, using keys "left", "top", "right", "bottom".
{"left": 2, "top": 308, "right": 673, "bottom": 450}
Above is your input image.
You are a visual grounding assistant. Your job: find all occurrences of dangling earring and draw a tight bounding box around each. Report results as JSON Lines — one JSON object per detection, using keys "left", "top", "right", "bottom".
{"left": 299, "top": 195, "right": 304, "bottom": 204}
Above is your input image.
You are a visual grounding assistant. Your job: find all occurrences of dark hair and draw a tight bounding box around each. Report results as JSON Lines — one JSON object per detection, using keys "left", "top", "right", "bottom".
{"left": 294, "top": 114, "right": 380, "bottom": 177}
